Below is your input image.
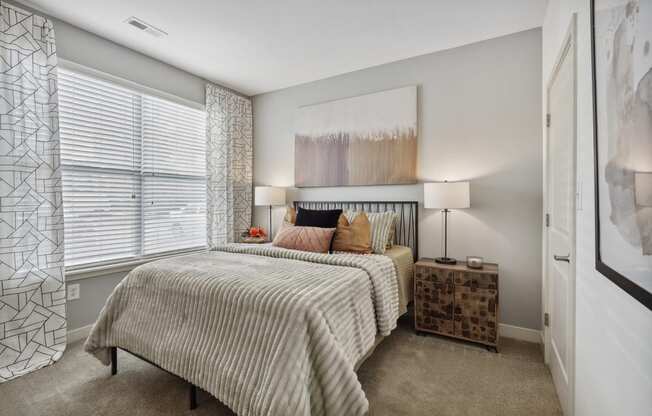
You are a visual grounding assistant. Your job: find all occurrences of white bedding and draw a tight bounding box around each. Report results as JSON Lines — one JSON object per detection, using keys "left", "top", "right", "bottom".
{"left": 84, "top": 244, "right": 400, "bottom": 416}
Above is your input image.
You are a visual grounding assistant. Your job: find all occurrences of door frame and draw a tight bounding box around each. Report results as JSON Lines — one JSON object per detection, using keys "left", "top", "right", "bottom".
{"left": 542, "top": 13, "right": 577, "bottom": 416}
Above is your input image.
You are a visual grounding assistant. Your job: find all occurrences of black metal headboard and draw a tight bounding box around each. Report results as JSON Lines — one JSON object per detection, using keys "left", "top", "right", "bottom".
{"left": 293, "top": 200, "right": 419, "bottom": 261}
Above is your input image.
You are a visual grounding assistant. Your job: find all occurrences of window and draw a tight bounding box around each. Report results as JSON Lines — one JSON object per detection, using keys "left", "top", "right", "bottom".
{"left": 59, "top": 68, "right": 207, "bottom": 268}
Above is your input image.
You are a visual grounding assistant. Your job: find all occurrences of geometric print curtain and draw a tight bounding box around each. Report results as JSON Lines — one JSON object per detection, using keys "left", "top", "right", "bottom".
{"left": 206, "top": 84, "right": 253, "bottom": 246}
{"left": 0, "top": 3, "right": 65, "bottom": 382}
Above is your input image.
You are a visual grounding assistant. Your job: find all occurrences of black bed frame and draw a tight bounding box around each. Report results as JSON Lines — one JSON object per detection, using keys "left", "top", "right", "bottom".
{"left": 109, "top": 200, "right": 420, "bottom": 411}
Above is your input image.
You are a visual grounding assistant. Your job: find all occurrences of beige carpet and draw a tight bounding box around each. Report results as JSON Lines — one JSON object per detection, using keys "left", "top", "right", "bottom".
{"left": 0, "top": 314, "right": 562, "bottom": 416}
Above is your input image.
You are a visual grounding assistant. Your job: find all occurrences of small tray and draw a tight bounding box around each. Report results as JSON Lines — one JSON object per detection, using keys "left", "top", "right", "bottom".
{"left": 240, "top": 236, "right": 267, "bottom": 244}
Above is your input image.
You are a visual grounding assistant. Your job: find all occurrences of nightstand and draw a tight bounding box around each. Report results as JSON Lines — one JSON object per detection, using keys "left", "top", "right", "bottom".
{"left": 414, "top": 259, "right": 499, "bottom": 351}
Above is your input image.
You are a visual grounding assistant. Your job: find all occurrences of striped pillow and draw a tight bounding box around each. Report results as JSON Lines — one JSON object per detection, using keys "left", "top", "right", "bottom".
{"left": 345, "top": 211, "right": 397, "bottom": 254}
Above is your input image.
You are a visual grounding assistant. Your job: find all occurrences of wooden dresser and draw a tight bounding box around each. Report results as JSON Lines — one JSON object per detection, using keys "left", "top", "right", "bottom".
{"left": 414, "top": 259, "right": 499, "bottom": 351}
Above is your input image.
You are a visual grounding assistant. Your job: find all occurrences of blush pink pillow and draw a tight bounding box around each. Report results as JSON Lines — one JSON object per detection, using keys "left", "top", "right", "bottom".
{"left": 272, "top": 225, "right": 336, "bottom": 253}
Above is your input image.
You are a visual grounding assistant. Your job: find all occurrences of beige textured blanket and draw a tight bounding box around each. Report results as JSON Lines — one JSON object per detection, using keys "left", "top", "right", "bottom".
{"left": 84, "top": 244, "right": 399, "bottom": 416}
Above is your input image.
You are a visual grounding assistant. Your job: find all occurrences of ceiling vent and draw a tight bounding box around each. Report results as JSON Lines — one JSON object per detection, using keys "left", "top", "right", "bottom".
{"left": 124, "top": 17, "right": 167, "bottom": 38}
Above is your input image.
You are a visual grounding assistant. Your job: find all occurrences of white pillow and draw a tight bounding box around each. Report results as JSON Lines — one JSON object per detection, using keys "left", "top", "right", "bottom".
{"left": 345, "top": 211, "right": 397, "bottom": 254}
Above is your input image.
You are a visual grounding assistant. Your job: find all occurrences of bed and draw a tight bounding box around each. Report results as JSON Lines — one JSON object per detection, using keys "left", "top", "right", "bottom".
{"left": 84, "top": 201, "right": 418, "bottom": 416}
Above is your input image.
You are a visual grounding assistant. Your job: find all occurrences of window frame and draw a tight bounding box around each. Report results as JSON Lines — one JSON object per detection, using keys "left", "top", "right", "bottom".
{"left": 59, "top": 60, "right": 208, "bottom": 278}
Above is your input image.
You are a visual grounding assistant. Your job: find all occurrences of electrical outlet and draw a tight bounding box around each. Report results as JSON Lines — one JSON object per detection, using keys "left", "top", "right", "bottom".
{"left": 67, "top": 283, "right": 80, "bottom": 301}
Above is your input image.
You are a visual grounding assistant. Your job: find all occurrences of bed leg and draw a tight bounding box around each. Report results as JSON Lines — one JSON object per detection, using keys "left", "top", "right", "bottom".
{"left": 110, "top": 347, "right": 117, "bottom": 375}
{"left": 189, "top": 383, "right": 197, "bottom": 410}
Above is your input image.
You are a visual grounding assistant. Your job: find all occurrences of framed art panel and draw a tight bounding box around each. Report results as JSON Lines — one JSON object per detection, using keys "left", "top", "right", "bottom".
{"left": 294, "top": 86, "right": 417, "bottom": 187}
{"left": 591, "top": 0, "right": 652, "bottom": 310}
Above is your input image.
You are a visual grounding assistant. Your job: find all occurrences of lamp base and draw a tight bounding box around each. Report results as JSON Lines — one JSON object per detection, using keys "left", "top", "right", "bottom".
{"left": 434, "top": 256, "right": 457, "bottom": 265}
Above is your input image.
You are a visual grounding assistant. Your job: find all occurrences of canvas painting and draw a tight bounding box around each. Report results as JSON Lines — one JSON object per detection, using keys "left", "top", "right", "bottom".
{"left": 294, "top": 86, "right": 417, "bottom": 187}
{"left": 592, "top": 0, "right": 652, "bottom": 309}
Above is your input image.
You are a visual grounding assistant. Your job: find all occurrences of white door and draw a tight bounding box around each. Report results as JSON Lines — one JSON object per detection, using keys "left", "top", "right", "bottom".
{"left": 545, "top": 16, "right": 576, "bottom": 416}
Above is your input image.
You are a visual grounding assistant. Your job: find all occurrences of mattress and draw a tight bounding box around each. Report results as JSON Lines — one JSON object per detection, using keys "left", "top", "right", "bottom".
{"left": 383, "top": 245, "right": 415, "bottom": 316}
{"left": 353, "top": 246, "right": 414, "bottom": 370}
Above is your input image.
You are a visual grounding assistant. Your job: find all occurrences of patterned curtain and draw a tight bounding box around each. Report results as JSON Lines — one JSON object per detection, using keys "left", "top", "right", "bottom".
{"left": 0, "top": 3, "right": 65, "bottom": 382}
{"left": 206, "top": 84, "right": 253, "bottom": 246}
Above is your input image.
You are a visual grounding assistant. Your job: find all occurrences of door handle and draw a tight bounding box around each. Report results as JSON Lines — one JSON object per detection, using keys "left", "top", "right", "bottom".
{"left": 553, "top": 254, "right": 570, "bottom": 263}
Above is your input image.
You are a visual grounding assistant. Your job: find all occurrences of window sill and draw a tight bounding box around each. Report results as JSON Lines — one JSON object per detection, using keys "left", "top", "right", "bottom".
{"left": 65, "top": 247, "right": 209, "bottom": 281}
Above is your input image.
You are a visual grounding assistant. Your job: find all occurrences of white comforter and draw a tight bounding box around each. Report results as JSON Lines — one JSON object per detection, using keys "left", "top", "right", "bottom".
{"left": 84, "top": 244, "right": 399, "bottom": 416}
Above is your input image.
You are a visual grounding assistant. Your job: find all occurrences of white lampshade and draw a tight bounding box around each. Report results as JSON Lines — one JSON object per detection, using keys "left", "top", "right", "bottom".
{"left": 255, "top": 186, "right": 286, "bottom": 206}
{"left": 423, "top": 182, "right": 470, "bottom": 209}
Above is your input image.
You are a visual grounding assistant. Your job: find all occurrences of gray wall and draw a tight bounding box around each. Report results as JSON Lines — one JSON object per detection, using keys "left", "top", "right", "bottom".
{"left": 50, "top": 13, "right": 206, "bottom": 106}
{"left": 9, "top": 0, "right": 212, "bottom": 332}
{"left": 66, "top": 273, "right": 125, "bottom": 331}
{"left": 253, "top": 28, "right": 543, "bottom": 330}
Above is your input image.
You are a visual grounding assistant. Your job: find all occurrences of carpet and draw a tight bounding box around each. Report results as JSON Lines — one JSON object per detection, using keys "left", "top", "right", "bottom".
{"left": 0, "top": 314, "right": 562, "bottom": 415}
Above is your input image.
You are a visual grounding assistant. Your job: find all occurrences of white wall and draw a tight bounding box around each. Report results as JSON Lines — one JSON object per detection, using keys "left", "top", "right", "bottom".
{"left": 253, "top": 29, "right": 543, "bottom": 330}
{"left": 543, "top": 1, "right": 652, "bottom": 415}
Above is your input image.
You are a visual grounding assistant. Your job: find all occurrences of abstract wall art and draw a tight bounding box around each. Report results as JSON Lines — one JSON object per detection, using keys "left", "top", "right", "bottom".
{"left": 592, "top": 0, "right": 652, "bottom": 310}
{"left": 294, "top": 86, "right": 417, "bottom": 187}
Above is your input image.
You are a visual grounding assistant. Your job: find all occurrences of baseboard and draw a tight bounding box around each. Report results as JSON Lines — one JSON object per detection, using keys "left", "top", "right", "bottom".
{"left": 67, "top": 324, "right": 92, "bottom": 344}
{"left": 68, "top": 323, "right": 540, "bottom": 344}
{"left": 499, "top": 323, "right": 542, "bottom": 343}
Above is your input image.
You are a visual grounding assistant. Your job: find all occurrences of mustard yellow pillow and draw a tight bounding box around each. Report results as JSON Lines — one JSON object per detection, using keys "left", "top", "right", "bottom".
{"left": 283, "top": 206, "right": 296, "bottom": 225}
{"left": 332, "top": 212, "right": 372, "bottom": 254}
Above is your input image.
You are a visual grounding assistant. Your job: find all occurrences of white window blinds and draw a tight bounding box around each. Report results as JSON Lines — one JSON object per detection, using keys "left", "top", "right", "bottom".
{"left": 59, "top": 68, "right": 207, "bottom": 267}
{"left": 142, "top": 96, "right": 207, "bottom": 255}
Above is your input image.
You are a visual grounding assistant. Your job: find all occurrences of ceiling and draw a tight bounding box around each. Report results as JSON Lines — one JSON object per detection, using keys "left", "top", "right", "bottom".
{"left": 23, "top": 0, "right": 547, "bottom": 96}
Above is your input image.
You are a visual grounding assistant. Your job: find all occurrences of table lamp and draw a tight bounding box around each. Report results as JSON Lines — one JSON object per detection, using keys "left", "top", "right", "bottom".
{"left": 423, "top": 181, "right": 470, "bottom": 264}
{"left": 254, "top": 186, "right": 286, "bottom": 239}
